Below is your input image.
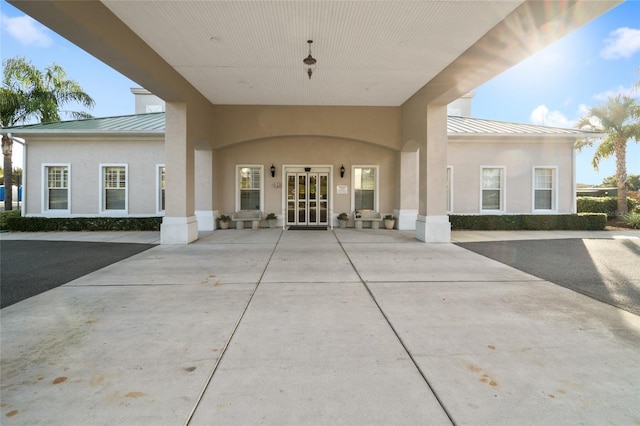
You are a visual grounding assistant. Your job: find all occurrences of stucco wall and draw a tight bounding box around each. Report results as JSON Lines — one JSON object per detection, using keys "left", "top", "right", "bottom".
{"left": 213, "top": 136, "right": 399, "bottom": 217}
{"left": 447, "top": 138, "right": 575, "bottom": 214}
{"left": 25, "top": 136, "right": 164, "bottom": 216}
{"left": 211, "top": 105, "right": 402, "bottom": 150}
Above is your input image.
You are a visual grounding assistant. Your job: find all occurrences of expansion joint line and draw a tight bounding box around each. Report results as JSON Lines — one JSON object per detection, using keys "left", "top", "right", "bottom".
{"left": 332, "top": 231, "right": 457, "bottom": 426}
{"left": 184, "top": 230, "right": 284, "bottom": 426}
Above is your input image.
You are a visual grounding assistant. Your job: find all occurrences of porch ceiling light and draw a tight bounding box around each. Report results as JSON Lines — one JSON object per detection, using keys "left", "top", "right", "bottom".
{"left": 303, "top": 40, "right": 316, "bottom": 80}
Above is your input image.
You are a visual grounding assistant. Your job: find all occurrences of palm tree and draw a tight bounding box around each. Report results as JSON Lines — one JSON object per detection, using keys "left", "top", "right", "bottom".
{"left": 1, "top": 57, "right": 94, "bottom": 210}
{"left": 576, "top": 95, "right": 640, "bottom": 216}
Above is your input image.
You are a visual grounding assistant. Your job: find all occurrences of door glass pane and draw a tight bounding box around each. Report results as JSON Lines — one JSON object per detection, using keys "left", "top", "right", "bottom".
{"left": 288, "top": 175, "right": 296, "bottom": 199}
{"left": 309, "top": 175, "right": 317, "bottom": 200}
{"left": 309, "top": 201, "right": 317, "bottom": 223}
{"left": 320, "top": 175, "right": 327, "bottom": 200}
{"left": 298, "top": 176, "right": 306, "bottom": 200}
{"left": 288, "top": 201, "right": 295, "bottom": 222}
{"left": 320, "top": 202, "right": 327, "bottom": 222}
{"left": 298, "top": 201, "right": 305, "bottom": 223}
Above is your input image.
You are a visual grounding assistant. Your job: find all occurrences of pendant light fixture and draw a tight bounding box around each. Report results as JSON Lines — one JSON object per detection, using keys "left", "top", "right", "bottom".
{"left": 303, "top": 40, "right": 317, "bottom": 79}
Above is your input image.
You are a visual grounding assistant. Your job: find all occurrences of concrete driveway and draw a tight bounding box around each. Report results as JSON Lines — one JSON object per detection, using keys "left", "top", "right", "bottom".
{"left": 1, "top": 229, "right": 639, "bottom": 425}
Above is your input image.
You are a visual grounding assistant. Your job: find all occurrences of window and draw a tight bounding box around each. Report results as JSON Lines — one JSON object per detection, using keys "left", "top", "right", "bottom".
{"left": 44, "top": 164, "right": 70, "bottom": 212}
{"left": 481, "top": 167, "right": 505, "bottom": 212}
{"left": 447, "top": 166, "right": 453, "bottom": 213}
{"left": 533, "top": 167, "right": 556, "bottom": 211}
{"left": 157, "top": 165, "right": 166, "bottom": 213}
{"left": 237, "top": 165, "right": 263, "bottom": 210}
{"left": 101, "top": 164, "right": 128, "bottom": 212}
{"left": 353, "top": 166, "right": 378, "bottom": 211}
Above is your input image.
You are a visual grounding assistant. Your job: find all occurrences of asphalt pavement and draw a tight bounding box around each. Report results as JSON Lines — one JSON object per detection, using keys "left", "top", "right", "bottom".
{"left": 0, "top": 240, "right": 155, "bottom": 308}
{"left": 457, "top": 238, "right": 640, "bottom": 315}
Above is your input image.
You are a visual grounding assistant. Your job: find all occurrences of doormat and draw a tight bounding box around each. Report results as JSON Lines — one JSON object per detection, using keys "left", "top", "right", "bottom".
{"left": 287, "top": 226, "right": 329, "bottom": 231}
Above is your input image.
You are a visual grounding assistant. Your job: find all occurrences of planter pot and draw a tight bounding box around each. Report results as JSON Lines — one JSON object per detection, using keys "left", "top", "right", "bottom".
{"left": 267, "top": 219, "right": 277, "bottom": 228}
{"left": 384, "top": 219, "right": 395, "bottom": 230}
{"left": 219, "top": 221, "right": 229, "bottom": 230}
{"left": 338, "top": 220, "right": 347, "bottom": 228}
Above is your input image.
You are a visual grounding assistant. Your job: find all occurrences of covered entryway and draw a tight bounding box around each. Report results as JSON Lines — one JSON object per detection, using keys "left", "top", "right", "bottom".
{"left": 285, "top": 166, "right": 330, "bottom": 227}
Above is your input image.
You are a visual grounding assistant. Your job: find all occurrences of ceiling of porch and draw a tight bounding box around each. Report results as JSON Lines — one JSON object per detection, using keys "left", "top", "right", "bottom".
{"left": 9, "top": 1, "right": 620, "bottom": 107}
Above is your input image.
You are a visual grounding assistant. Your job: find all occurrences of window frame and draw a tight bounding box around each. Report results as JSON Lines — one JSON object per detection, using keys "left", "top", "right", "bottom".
{"left": 99, "top": 163, "right": 128, "bottom": 214}
{"left": 480, "top": 166, "right": 506, "bottom": 213}
{"left": 351, "top": 165, "right": 379, "bottom": 212}
{"left": 156, "top": 164, "right": 166, "bottom": 215}
{"left": 235, "top": 164, "right": 264, "bottom": 211}
{"left": 42, "top": 163, "right": 71, "bottom": 215}
{"left": 532, "top": 166, "right": 558, "bottom": 213}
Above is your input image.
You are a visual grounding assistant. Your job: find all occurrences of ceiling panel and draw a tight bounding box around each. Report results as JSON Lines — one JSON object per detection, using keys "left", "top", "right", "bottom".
{"left": 102, "top": 1, "right": 523, "bottom": 106}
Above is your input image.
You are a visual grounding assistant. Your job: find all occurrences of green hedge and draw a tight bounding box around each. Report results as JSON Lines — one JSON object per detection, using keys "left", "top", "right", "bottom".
{"left": 577, "top": 196, "right": 638, "bottom": 217}
{"left": 0, "top": 210, "right": 22, "bottom": 230}
{"left": 6, "top": 216, "right": 162, "bottom": 232}
{"left": 449, "top": 214, "right": 606, "bottom": 231}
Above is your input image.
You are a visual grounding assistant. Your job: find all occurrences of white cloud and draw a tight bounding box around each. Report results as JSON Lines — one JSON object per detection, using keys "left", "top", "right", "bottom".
{"left": 530, "top": 105, "right": 573, "bottom": 128}
{"left": 593, "top": 85, "right": 640, "bottom": 101}
{"left": 600, "top": 27, "right": 640, "bottom": 59}
{"left": 0, "top": 12, "right": 52, "bottom": 47}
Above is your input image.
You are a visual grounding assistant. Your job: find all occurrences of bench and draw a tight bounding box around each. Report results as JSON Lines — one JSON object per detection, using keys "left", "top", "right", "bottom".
{"left": 232, "top": 210, "right": 262, "bottom": 230}
{"left": 353, "top": 210, "right": 382, "bottom": 230}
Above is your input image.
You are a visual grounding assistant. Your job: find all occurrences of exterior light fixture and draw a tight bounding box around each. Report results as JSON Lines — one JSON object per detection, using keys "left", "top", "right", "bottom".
{"left": 270, "top": 164, "right": 276, "bottom": 178}
{"left": 303, "top": 40, "right": 316, "bottom": 79}
{"left": 340, "top": 165, "right": 345, "bottom": 178}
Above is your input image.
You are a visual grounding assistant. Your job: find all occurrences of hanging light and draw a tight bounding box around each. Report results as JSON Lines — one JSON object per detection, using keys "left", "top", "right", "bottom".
{"left": 303, "top": 40, "right": 316, "bottom": 79}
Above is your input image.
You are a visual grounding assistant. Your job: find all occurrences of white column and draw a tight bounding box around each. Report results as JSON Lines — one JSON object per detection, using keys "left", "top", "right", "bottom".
{"left": 415, "top": 105, "right": 451, "bottom": 242}
{"left": 195, "top": 148, "right": 215, "bottom": 230}
{"left": 161, "top": 102, "right": 198, "bottom": 244}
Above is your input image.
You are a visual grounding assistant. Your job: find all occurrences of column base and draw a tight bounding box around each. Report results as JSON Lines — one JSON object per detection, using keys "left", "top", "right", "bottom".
{"left": 415, "top": 215, "right": 451, "bottom": 243}
{"left": 395, "top": 209, "right": 418, "bottom": 230}
{"left": 161, "top": 216, "right": 199, "bottom": 244}
{"left": 195, "top": 210, "right": 216, "bottom": 231}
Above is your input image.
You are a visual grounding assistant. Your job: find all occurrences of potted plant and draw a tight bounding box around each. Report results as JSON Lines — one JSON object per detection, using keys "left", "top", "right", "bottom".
{"left": 218, "top": 214, "right": 230, "bottom": 230}
{"left": 337, "top": 212, "right": 348, "bottom": 228}
{"left": 266, "top": 213, "right": 277, "bottom": 228}
{"left": 383, "top": 214, "right": 395, "bottom": 230}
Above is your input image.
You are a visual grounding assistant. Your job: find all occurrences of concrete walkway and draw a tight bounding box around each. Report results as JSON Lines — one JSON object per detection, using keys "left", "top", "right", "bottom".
{"left": 1, "top": 229, "right": 639, "bottom": 425}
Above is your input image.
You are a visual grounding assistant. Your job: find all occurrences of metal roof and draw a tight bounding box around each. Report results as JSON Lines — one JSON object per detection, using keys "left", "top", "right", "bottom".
{"left": 3, "top": 113, "right": 165, "bottom": 134}
{"left": 447, "top": 115, "right": 602, "bottom": 138}
{"left": 4, "top": 112, "right": 602, "bottom": 139}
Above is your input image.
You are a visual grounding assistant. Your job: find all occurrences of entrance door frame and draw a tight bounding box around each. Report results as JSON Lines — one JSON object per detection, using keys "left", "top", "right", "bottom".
{"left": 281, "top": 164, "right": 334, "bottom": 229}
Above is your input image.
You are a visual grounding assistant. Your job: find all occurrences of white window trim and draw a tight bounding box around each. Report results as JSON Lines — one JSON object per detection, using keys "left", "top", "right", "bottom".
{"left": 156, "top": 164, "right": 166, "bottom": 215}
{"left": 99, "top": 163, "right": 128, "bottom": 215}
{"left": 480, "top": 166, "right": 506, "bottom": 213}
{"left": 532, "top": 166, "right": 558, "bottom": 213}
{"left": 235, "top": 164, "right": 264, "bottom": 212}
{"left": 447, "top": 166, "right": 453, "bottom": 214}
{"left": 41, "top": 163, "right": 71, "bottom": 216}
{"left": 351, "top": 165, "right": 379, "bottom": 212}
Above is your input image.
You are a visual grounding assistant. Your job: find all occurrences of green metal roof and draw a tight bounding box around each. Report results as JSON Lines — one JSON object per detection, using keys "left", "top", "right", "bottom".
{"left": 4, "top": 112, "right": 602, "bottom": 139}
{"left": 3, "top": 112, "right": 165, "bottom": 134}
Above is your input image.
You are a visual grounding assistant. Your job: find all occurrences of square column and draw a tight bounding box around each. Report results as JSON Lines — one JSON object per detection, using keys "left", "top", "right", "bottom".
{"left": 415, "top": 104, "right": 450, "bottom": 242}
{"left": 195, "top": 148, "right": 216, "bottom": 231}
{"left": 161, "top": 102, "right": 198, "bottom": 244}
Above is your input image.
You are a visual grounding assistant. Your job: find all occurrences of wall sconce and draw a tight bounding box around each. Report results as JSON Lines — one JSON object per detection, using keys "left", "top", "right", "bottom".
{"left": 340, "top": 165, "right": 345, "bottom": 178}
{"left": 270, "top": 164, "right": 276, "bottom": 178}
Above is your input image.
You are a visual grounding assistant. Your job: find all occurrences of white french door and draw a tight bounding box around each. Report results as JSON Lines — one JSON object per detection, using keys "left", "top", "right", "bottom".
{"left": 286, "top": 171, "right": 329, "bottom": 226}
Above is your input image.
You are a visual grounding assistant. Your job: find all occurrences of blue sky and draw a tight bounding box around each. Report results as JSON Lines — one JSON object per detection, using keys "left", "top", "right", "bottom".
{"left": 2, "top": 0, "right": 639, "bottom": 185}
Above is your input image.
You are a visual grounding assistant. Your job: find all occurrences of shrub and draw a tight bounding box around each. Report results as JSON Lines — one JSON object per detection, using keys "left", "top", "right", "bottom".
{"left": 0, "top": 209, "right": 21, "bottom": 230}
{"left": 623, "top": 212, "right": 640, "bottom": 229}
{"left": 577, "top": 196, "right": 638, "bottom": 217}
{"left": 449, "top": 214, "right": 606, "bottom": 231}
{"left": 6, "top": 216, "right": 162, "bottom": 232}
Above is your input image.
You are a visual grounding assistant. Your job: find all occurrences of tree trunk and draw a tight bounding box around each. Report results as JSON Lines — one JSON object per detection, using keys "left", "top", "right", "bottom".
{"left": 615, "top": 138, "right": 627, "bottom": 217}
{"left": 2, "top": 135, "right": 13, "bottom": 211}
